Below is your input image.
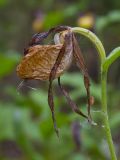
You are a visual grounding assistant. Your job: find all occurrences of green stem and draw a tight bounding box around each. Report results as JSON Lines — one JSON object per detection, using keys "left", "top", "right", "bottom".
{"left": 103, "top": 47, "right": 120, "bottom": 72}
{"left": 101, "top": 70, "right": 117, "bottom": 160}
{"left": 72, "top": 27, "right": 117, "bottom": 160}
{"left": 72, "top": 27, "right": 106, "bottom": 62}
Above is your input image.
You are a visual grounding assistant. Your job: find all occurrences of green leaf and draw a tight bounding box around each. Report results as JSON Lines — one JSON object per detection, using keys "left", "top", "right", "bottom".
{"left": 96, "top": 11, "right": 120, "bottom": 32}
{"left": 0, "top": 0, "right": 9, "bottom": 7}
{"left": 0, "top": 104, "right": 15, "bottom": 140}
{"left": 43, "top": 11, "right": 64, "bottom": 29}
{"left": 0, "top": 52, "right": 20, "bottom": 77}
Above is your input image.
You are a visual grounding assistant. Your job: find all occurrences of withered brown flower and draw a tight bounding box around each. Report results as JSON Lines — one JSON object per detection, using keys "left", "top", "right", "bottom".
{"left": 17, "top": 26, "right": 92, "bottom": 136}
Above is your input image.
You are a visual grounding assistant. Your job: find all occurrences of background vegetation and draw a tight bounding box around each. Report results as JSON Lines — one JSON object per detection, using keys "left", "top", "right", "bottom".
{"left": 0, "top": 0, "right": 120, "bottom": 159}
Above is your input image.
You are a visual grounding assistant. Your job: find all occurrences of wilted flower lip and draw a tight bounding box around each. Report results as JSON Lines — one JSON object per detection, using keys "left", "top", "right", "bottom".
{"left": 16, "top": 43, "right": 72, "bottom": 81}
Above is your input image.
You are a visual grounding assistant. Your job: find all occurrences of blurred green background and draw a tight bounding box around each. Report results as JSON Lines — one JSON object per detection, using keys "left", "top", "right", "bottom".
{"left": 0, "top": 0, "right": 120, "bottom": 160}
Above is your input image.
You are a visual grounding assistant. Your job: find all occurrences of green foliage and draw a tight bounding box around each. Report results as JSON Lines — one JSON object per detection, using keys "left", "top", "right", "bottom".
{"left": 0, "top": 0, "right": 120, "bottom": 159}
{"left": 96, "top": 11, "right": 120, "bottom": 32}
{"left": 0, "top": 0, "right": 9, "bottom": 7}
{"left": 43, "top": 11, "right": 64, "bottom": 29}
{"left": 0, "top": 52, "right": 20, "bottom": 77}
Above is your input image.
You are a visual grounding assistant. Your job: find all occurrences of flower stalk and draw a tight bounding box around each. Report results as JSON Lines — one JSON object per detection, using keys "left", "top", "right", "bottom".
{"left": 72, "top": 27, "right": 118, "bottom": 160}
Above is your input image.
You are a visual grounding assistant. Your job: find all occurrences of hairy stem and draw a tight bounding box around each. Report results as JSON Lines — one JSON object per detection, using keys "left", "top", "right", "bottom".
{"left": 72, "top": 27, "right": 117, "bottom": 160}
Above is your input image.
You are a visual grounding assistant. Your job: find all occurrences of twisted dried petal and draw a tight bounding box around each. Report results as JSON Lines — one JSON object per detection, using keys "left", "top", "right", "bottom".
{"left": 72, "top": 34, "right": 92, "bottom": 121}
{"left": 58, "top": 77, "right": 88, "bottom": 119}
{"left": 48, "top": 31, "right": 73, "bottom": 136}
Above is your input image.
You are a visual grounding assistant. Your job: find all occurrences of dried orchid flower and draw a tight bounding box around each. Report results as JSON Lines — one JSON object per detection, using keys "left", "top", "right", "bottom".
{"left": 17, "top": 26, "right": 92, "bottom": 136}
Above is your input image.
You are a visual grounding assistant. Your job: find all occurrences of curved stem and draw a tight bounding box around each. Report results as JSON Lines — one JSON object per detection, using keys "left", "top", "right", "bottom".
{"left": 72, "top": 27, "right": 117, "bottom": 160}
{"left": 101, "top": 70, "right": 117, "bottom": 160}
{"left": 72, "top": 27, "right": 106, "bottom": 63}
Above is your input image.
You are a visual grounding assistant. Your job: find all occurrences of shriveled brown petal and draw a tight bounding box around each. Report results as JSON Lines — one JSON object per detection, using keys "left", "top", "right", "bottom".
{"left": 48, "top": 30, "right": 73, "bottom": 136}
{"left": 29, "top": 26, "right": 71, "bottom": 47}
{"left": 58, "top": 77, "right": 88, "bottom": 119}
{"left": 48, "top": 81, "right": 59, "bottom": 137}
{"left": 72, "top": 34, "right": 92, "bottom": 121}
{"left": 29, "top": 31, "right": 50, "bottom": 47}
{"left": 48, "top": 43, "right": 66, "bottom": 136}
